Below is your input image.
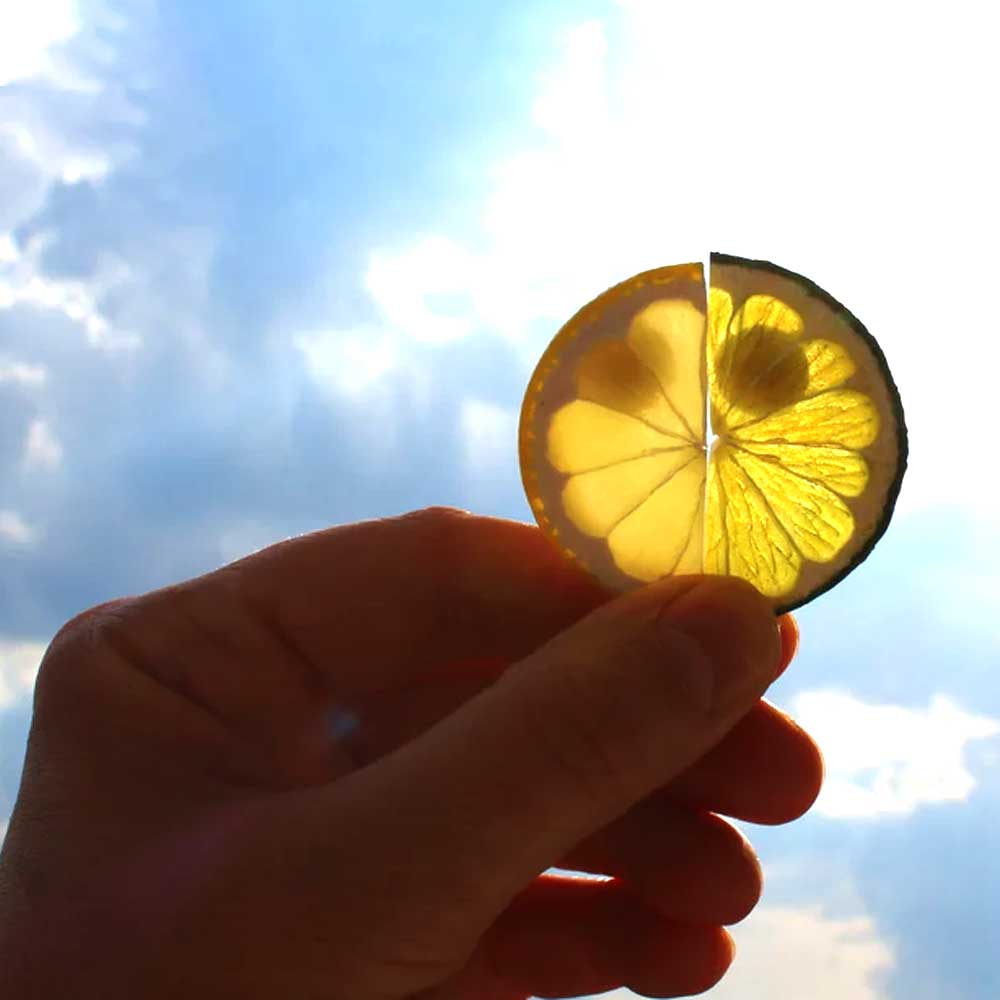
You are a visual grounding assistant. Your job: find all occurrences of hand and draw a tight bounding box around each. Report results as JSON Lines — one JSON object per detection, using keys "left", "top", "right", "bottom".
{"left": 0, "top": 508, "right": 821, "bottom": 999}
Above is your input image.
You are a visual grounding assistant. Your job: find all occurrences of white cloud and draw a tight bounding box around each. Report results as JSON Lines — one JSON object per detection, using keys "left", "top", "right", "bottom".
{"left": 0, "top": 639, "right": 46, "bottom": 708}
{"left": 299, "top": 17, "right": 670, "bottom": 402}
{"left": 530, "top": 21, "right": 609, "bottom": 141}
{"left": 23, "top": 419, "right": 63, "bottom": 470}
{"left": 0, "top": 234, "right": 18, "bottom": 264}
{"left": 0, "top": 0, "right": 80, "bottom": 86}
{"left": 294, "top": 325, "right": 437, "bottom": 469}
{"left": 0, "top": 357, "right": 47, "bottom": 386}
{"left": 0, "top": 510, "right": 39, "bottom": 546}
{"left": 0, "top": 236, "right": 135, "bottom": 349}
{"left": 791, "top": 690, "right": 1000, "bottom": 819}
{"left": 0, "top": 2, "right": 143, "bottom": 356}
{"left": 295, "top": 329, "right": 400, "bottom": 398}
{"left": 460, "top": 399, "right": 517, "bottom": 478}
{"left": 0, "top": 6, "right": 119, "bottom": 243}
{"left": 366, "top": 237, "right": 482, "bottom": 346}
{"left": 581, "top": 903, "right": 892, "bottom": 1000}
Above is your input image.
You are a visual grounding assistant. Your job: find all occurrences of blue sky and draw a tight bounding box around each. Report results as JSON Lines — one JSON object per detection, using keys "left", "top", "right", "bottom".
{"left": 2, "top": 2, "right": 999, "bottom": 997}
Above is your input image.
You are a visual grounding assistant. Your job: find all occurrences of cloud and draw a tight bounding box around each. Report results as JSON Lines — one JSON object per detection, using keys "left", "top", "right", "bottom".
{"left": 0, "top": 638, "right": 45, "bottom": 709}
{"left": 790, "top": 690, "right": 1000, "bottom": 819}
{"left": 295, "top": 328, "right": 400, "bottom": 400}
{"left": 23, "top": 418, "right": 63, "bottom": 469}
{"left": 0, "top": 510, "right": 39, "bottom": 545}
{"left": 0, "top": 0, "right": 80, "bottom": 87}
{"left": 460, "top": 399, "right": 518, "bottom": 478}
{"left": 1, "top": 0, "right": 145, "bottom": 276}
{"left": 1, "top": 197, "right": 139, "bottom": 349}
{"left": 0, "top": 0, "right": 136, "bottom": 231}
{"left": 0, "top": 357, "right": 47, "bottom": 386}
{"left": 366, "top": 237, "right": 483, "bottom": 346}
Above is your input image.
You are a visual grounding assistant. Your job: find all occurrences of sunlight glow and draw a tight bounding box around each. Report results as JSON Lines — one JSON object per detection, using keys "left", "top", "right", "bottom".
{"left": 0, "top": 0, "right": 79, "bottom": 85}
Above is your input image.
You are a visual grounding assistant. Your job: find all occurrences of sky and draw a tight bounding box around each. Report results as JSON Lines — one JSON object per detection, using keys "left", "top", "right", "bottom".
{"left": 2, "top": 1, "right": 999, "bottom": 996}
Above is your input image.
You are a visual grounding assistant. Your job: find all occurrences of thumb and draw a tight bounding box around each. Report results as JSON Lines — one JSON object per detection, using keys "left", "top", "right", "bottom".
{"left": 348, "top": 575, "right": 782, "bottom": 920}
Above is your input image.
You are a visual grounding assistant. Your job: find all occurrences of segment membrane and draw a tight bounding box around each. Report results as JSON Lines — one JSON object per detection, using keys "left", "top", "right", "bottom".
{"left": 729, "top": 447, "right": 855, "bottom": 562}
{"left": 706, "top": 444, "right": 801, "bottom": 597}
{"left": 802, "top": 339, "right": 856, "bottom": 398}
{"left": 548, "top": 400, "right": 683, "bottom": 474}
{"left": 730, "top": 294, "right": 803, "bottom": 337}
{"left": 575, "top": 338, "right": 695, "bottom": 442}
{"left": 626, "top": 299, "right": 706, "bottom": 441}
{"left": 562, "top": 447, "right": 702, "bottom": 538}
{"left": 731, "top": 390, "right": 879, "bottom": 448}
{"left": 734, "top": 441, "right": 869, "bottom": 497}
{"left": 608, "top": 458, "right": 706, "bottom": 581}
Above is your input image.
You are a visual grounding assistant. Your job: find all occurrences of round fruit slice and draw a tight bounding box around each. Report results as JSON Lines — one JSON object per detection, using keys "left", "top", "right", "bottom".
{"left": 518, "top": 253, "right": 907, "bottom": 612}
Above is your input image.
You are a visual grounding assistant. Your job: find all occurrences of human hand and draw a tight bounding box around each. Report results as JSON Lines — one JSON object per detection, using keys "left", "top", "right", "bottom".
{"left": 0, "top": 508, "right": 821, "bottom": 999}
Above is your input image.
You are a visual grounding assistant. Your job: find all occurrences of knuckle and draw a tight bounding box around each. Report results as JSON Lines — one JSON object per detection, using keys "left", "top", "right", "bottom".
{"left": 35, "top": 598, "right": 140, "bottom": 706}
{"left": 50, "top": 597, "right": 138, "bottom": 658}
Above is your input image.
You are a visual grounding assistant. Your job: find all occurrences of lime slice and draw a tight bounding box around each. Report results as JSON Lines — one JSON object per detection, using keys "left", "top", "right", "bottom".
{"left": 518, "top": 254, "right": 907, "bottom": 612}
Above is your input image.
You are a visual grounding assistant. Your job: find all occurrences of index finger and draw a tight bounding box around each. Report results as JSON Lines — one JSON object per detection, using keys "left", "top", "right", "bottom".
{"left": 226, "top": 506, "right": 609, "bottom": 695}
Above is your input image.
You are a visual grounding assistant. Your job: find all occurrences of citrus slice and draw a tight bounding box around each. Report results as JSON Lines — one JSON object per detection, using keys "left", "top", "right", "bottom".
{"left": 518, "top": 253, "right": 907, "bottom": 612}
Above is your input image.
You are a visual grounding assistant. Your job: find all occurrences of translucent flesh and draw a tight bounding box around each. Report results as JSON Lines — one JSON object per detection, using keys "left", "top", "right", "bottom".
{"left": 562, "top": 449, "right": 703, "bottom": 538}
{"left": 706, "top": 287, "right": 879, "bottom": 597}
{"left": 546, "top": 299, "right": 708, "bottom": 580}
{"left": 532, "top": 270, "right": 890, "bottom": 603}
{"left": 626, "top": 299, "right": 706, "bottom": 442}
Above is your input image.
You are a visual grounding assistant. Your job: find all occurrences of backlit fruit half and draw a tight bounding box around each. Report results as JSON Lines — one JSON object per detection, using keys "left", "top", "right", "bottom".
{"left": 518, "top": 253, "right": 907, "bottom": 613}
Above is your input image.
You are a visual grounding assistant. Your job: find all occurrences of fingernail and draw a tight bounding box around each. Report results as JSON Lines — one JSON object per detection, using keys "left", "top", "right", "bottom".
{"left": 657, "top": 577, "right": 782, "bottom": 712}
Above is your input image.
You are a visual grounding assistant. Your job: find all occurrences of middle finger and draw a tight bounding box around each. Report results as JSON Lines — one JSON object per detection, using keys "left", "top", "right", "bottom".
{"left": 559, "top": 800, "right": 762, "bottom": 926}
{"left": 349, "top": 672, "right": 821, "bottom": 825}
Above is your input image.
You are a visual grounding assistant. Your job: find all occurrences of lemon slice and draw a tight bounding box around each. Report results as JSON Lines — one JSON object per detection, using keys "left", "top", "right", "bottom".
{"left": 518, "top": 254, "right": 907, "bottom": 612}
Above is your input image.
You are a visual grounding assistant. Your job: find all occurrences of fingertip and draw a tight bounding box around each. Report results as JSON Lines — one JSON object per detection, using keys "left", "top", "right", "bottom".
{"left": 640, "top": 924, "right": 735, "bottom": 997}
{"left": 752, "top": 708, "right": 825, "bottom": 824}
{"left": 720, "top": 926, "right": 737, "bottom": 973}
{"left": 693, "top": 927, "right": 737, "bottom": 996}
{"left": 660, "top": 576, "right": 783, "bottom": 702}
{"left": 788, "top": 717, "right": 825, "bottom": 820}
{"left": 666, "top": 700, "right": 826, "bottom": 825}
